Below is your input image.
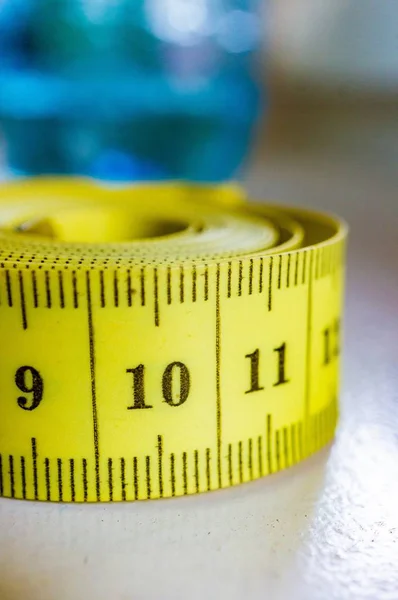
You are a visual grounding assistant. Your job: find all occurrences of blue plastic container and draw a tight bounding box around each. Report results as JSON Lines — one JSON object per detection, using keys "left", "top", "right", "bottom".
{"left": 0, "top": 0, "right": 262, "bottom": 181}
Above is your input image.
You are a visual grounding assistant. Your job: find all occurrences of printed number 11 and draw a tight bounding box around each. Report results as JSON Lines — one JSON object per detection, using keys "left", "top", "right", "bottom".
{"left": 245, "top": 343, "right": 289, "bottom": 394}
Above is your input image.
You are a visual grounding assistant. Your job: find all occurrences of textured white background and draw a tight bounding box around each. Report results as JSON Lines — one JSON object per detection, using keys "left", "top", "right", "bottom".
{"left": 0, "top": 112, "right": 398, "bottom": 599}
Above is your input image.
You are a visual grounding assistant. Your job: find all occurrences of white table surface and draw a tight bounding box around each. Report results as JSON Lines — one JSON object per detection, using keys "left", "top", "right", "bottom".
{"left": 1, "top": 111, "right": 398, "bottom": 600}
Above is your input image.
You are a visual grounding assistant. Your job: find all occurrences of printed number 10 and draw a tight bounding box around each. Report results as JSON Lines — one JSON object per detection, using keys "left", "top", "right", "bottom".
{"left": 127, "top": 362, "right": 190, "bottom": 409}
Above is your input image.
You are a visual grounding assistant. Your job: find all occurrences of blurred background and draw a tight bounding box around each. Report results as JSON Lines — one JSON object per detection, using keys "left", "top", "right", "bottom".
{"left": 0, "top": 0, "right": 397, "bottom": 184}
{"left": 260, "top": 0, "right": 398, "bottom": 178}
{"left": 0, "top": 0, "right": 262, "bottom": 181}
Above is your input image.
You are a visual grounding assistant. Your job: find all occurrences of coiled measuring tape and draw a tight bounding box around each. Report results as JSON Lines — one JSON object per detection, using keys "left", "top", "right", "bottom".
{"left": 0, "top": 179, "right": 346, "bottom": 502}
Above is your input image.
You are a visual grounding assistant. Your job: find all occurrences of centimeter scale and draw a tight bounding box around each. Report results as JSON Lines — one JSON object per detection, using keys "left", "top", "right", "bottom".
{"left": 0, "top": 179, "right": 346, "bottom": 502}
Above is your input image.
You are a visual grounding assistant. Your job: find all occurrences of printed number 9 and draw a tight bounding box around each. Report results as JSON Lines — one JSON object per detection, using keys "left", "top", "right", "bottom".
{"left": 16, "top": 366, "right": 44, "bottom": 411}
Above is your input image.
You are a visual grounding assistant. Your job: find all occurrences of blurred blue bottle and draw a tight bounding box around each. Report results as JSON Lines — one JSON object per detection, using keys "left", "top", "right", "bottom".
{"left": 0, "top": 0, "right": 263, "bottom": 182}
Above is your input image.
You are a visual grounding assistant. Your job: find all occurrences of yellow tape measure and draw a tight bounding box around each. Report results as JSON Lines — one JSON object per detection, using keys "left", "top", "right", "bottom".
{"left": 0, "top": 179, "right": 346, "bottom": 502}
